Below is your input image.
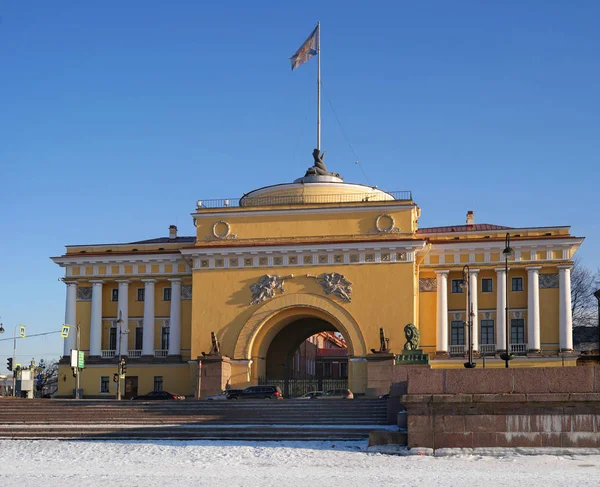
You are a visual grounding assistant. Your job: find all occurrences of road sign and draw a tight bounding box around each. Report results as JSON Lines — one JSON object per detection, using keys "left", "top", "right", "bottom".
{"left": 78, "top": 351, "right": 85, "bottom": 369}
{"left": 19, "top": 325, "right": 26, "bottom": 338}
{"left": 60, "top": 325, "right": 70, "bottom": 338}
{"left": 70, "top": 350, "right": 78, "bottom": 368}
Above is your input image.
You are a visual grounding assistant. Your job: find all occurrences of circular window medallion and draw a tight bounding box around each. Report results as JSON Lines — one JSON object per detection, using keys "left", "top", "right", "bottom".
{"left": 212, "top": 220, "right": 231, "bottom": 239}
{"left": 375, "top": 214, "right": 395, "bottom": 233}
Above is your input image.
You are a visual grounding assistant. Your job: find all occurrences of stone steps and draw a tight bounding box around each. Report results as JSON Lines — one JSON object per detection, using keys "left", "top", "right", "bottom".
{"left": 0, "top": 398, "right": 392, "bottom": 440}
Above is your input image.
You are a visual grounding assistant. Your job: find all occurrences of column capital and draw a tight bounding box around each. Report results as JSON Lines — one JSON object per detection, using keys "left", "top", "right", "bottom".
{"left": 434, "top": 269, "right": 449, "bottom": 275}
{"left": 141, "top": 278, "right": 157, "bottom": 283}
{"left": 495, "top": 267, "right": 511, "bottom": 273}
{"left": 557, "top": 264, "right": 573, "bottom": 270}
{"left": 526, "top": 266, "right": 542, "bottom": 272}
{"left": 116, "top": 279, "right": 130, "bottom": 284}
{"left": 89, "top": 280, "right": 104, "bottom": 284}
{"left": 465, "top": 268, "right": 480, "bottom": 274}
{"left": 168, "top": 278, "right": 183, "bottom": 283}
{"left": 63, "top": 280, "right": 78, "bottom": 286}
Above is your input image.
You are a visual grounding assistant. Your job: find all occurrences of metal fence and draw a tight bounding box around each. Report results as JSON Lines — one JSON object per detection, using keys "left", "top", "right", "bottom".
{"left": 258, "top": 377, "right": 349, "bottom": 398}
{"left": 196, "top": 190, "right": 412, "bottom": 209}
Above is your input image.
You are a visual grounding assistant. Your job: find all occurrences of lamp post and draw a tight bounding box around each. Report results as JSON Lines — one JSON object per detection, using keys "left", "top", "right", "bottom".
{"left": 114, "top": 312, "right": 127, "bottom": 401}
{"left": 500, "top": 233, "right": 514, "bottom": 367}
{"left": 460, "top": 265, "right": 476, "bottom": 368}
{"left": 12, "top": 324, "right": 19, "bottom": 396}
{"left": 594, "top": 289, "right": 600, "bottom": 357}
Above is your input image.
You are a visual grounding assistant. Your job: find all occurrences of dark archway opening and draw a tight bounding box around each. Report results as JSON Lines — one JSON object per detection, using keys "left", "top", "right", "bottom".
{"left": 262, "top": 318, "right": 349, "bottom": 397}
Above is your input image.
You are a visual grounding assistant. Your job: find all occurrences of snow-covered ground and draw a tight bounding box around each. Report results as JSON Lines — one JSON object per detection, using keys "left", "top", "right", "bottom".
{"left": 1, "top": 440, "right": 599, "bottom": 487}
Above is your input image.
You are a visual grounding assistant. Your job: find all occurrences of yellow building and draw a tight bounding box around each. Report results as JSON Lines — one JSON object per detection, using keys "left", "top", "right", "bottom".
{"left": 51, "top": 155, "right": 584, "bottom": 398}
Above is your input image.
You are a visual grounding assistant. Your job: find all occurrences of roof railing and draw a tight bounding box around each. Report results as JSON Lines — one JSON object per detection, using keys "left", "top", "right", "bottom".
{"left": 195, "top": 191, "right": 412, "bottom": 209}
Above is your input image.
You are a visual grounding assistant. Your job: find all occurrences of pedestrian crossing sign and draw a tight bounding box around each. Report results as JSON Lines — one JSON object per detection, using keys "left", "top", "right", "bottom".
{"left": 61, "top": 325, "right": 70, "bottom": 338}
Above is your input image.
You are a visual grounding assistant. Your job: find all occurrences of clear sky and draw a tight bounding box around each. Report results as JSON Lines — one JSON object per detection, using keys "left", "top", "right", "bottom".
{"left": 1, "top": 1, "right": 599, "bottom": 372}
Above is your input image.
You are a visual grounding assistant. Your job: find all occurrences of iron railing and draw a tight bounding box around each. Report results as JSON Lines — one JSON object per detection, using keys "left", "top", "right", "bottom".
{"left": 196, "top": 190, "right": 412, "bottom": 209}
{"left": 258, "top": 377, "right": 349, "bottom": 398}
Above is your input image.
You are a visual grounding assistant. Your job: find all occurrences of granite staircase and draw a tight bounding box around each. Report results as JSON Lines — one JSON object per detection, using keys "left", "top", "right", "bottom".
{"left": 0, "top": 398, "right": 395, "bottom": 440}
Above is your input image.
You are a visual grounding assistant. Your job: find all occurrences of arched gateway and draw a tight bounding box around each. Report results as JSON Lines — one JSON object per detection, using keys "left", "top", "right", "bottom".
{"left": 52, "top": 150, "right": 583, "bottom": 399}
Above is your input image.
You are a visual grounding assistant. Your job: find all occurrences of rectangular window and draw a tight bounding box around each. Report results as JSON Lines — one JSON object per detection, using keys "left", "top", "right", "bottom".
{"left": 111, "top": 289, "right": 119, "bottom": 302}
{"left": 450, "top": 320, "right": 465, "bottom": 345}
{"left": 135, "top": 327, "right": 143, "bottom": 350}
{"left": 163, "top": 288, "right": 172, "bottom": 301}
{"left": 100, "top": 376, "right": 110, "bottom": 393}
{"left": 451, "top": 280, "right": 464, "bottom": 294}
{"left": 340, "top": 362, "right": 348, "bottom": 378}
{"left": 511, "top": 319, "right": 525, "bottom": 344}
{"left": 512, "top": 277, "right": 523, "bottom": 292}
{"left": 153, "top": 376, "right": 163, "bottom": 392}
{"left": 137, "top": 288, "right": 145, "bottom": 301}
{"left": 482, "top": 278, "right": 493, "bottom": 293}
{"left": 161, "top": 327, "right": 170, "bottom": 351}
{"left": 109, "top": 328, "right": 117, "bottom": 351}
{"left": 323, "top": 362, "right": 332, "bottom": 377}
{"left": 480, "top": 319, "right": 495, "bottom": 345}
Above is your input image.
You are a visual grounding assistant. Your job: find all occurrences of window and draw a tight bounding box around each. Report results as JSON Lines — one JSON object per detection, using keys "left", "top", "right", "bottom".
{"left": 161, "top": 326, "right": 170, "bottom": 351}
{"left": 109, "top": 328, "right": 117, "bottom": 351}
{"left": 137, "top": 288, "right": 145, "bottom": 302}
{"left": 480, "top": 320, "right": 495, "bottom": 345}
{"left": 100, "top": 376, "right": 110, "bottom": 393}
{"left": 511, "top": 319, "right": 525, "bottom": 344}
{"left": 451, "top": 280, "right": 464, "bottom": 293}
{"left": 512, "top": 277, "right": 523, "bottom": 292}
{"left": 153, "top": 376, "right": 163, "bottom": 392}
{"left": 135, "top": 327, "right": 143, "bottom": 351}
{"left": 323, "top": 362, "right": 332, "bottom": 377}
{"left": 111, "top": 289, "right": 119, "bottom": 302}
{"left": 163, "top": 287, "right": 172, "bottom": 301}
{"left": 482, "top": 279, "right": 493, "bottom": 293}
{"left": 450, "top": 320, "right": 465, "bottom": 345}
{"left": 340, "top": 362, "right": 348, "bottom": 378}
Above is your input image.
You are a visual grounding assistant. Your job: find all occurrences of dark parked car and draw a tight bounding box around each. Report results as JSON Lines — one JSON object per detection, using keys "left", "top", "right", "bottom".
{"left": 227, "top": 385, "right": 283, "bottom": 400}
{"left": 131, "top": 391, "right": 185, "bottom": 400}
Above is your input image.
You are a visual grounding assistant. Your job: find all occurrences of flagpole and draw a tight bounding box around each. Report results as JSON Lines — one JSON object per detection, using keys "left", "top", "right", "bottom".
{"left": 317, "top": 21, "right": 321, "bottom": 151}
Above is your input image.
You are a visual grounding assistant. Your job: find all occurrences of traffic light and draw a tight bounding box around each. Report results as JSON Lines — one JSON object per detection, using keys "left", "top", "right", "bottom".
{"left": 113, "top": 373, "right": 119, "bottom": 383}
{"left": 72, "top": 367, "right": 77, "bottom": 378}
{"left": 7, "top": 358, "right": 13, "bottom": 372}
{"left": 120, "top": 359, "right": 127, "bottom": 376}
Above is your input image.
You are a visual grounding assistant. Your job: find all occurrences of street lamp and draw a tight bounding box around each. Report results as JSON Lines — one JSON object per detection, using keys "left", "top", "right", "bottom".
{"left": 500, "top": 233, "right": 514, "bottom": 367}
{"left": 114, "top": 311, "right": 128, "bottom": 400}
{"left": 594, "top": 289, "right": 600, "bottom": 357}
{"left": 460, "top": 265, "right": 476, "bottom": 368}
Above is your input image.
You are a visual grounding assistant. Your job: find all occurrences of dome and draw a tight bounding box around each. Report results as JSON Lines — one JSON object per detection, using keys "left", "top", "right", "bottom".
{"left": 239, "top": 177, "right": 396, "bottom": 208}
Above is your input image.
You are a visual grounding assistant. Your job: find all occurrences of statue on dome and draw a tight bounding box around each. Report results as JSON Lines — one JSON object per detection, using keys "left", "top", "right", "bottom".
{"left": 305, "top": 149, "right": 340, "bottom": 178}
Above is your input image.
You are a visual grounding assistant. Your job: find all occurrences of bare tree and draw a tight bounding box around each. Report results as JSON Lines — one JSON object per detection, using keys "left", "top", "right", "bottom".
{"left": 36, "top": 359, "right": 59, "bottom": 397}
{"left": 571, "top": 259, "right": 600, "bottom": 328}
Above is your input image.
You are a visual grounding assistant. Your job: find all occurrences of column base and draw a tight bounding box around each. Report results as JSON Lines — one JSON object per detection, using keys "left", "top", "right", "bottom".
{"left": 527, "top": 349, "right": 542, "bottom": 357}
{"left": 434, "top": 351, "right": 450, "bottom": 359}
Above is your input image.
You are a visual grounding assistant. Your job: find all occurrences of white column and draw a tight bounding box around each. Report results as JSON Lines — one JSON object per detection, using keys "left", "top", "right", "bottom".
{"left": 435, "top": 271, "right": 449, "bottom": 353}
{"left": 168, "top": 278, "right": 182, "bottom": 356}
{"left": 495, "top": 268, "right": 507, "bottom": 352}
{"left": 117, "top": 280, "right": 130, "bottom": 356}
{"left": 63, "top": 281, "right": 77, "bottom": 356}
{"left": 89, "top": 280, "right": 103, "bottom": 356}
{"left": 558, "top": 265, "right": 573, "bottom": 351}
{"left": 142, "top": 279, "right": 156, "bottom": 356}
{"left": 469, "top": 270, "right": 479, "bottom": 352}
{"left": 527, "top": 267, "right": 541, "bottom": 352}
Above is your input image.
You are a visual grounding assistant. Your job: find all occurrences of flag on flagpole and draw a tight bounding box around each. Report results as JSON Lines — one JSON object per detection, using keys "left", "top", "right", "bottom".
{"left": 289, "top": 25, "right": 318, "bottom": 71}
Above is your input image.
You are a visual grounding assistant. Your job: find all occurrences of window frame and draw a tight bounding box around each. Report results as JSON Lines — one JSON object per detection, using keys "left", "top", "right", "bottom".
{"left": 510, "top": 319, "right": 526, "bottom": 344}
{"left": 480, "top": 319, "right": 495, "bottom": 345}
{"left": 511, "top": 277, "right": 523, "bottom": 292}
{"left": 451, "top": 279, "right": 464, "bottom": 294}
{"left": 100, "top": 376, "right": 110, "bottom": 393}
{"left": 161, "top": 326, "right": 170, "bottom": 351}
{"left": 111, "top": 289, "right": 119, "bottom": 302}
{"left": 481, "top": 278, "right": 493, "bottom": 293}
{"left": 137, "top": 288, "right": 145, "bottom": 302}
{"left": 163, "top": 287, "right": 172, "bottom": 301}
{"left": 450, "top": 320, "right": 465, "bottom": 346}
{"left": 153, "top": 376, "right": 163, "bottom": 392}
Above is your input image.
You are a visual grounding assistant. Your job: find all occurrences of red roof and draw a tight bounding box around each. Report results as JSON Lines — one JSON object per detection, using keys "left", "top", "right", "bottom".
{"left": 417, "top": 223, "right": 512, "bottom": 234}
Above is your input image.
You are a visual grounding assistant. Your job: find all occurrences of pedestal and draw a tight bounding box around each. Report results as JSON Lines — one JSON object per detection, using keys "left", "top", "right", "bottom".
{"left": 365, "top": 353, "right": 395, "bottom": 397}
{"left": 198, "top": 355, "right": 231, "bottom": 399}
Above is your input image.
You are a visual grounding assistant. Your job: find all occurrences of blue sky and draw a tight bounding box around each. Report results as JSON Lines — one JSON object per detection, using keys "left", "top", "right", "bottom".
{"left": 1, "top": 1, "right": 599, "bottom": 372}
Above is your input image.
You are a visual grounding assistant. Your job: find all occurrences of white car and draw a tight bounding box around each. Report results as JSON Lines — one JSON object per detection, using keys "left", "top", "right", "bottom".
{"left": 205, "top": 389, "right": 244, "bottom": 400}
{"left": 295, "top": 391, "right": 324, "bottom": 399}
